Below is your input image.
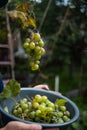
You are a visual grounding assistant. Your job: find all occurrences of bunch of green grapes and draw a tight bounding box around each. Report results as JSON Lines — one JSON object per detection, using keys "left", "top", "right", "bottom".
{"left": 23, "top": 31, "right": 45, "bottom": 71}
{"left": 12, "top": 94, "right": 71, "bottom": 124}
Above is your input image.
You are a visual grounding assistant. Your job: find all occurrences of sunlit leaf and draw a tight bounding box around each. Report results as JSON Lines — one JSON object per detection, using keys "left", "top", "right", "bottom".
{"left": 16, "top": 2, "right": 31, "bottom": 12}
{"left": 6, "top": 79, "right": 20, "bottom": 97}
{"left": 0, "top": 79, "right": 21, "bottom": 101}
{"left": 3, "top": 84, "right": 12, "bottom": 98}
{"left": 55, "top": 99, "right": 68, "bottom": 106}
{"left": 28, "top": 16, "right": 36, "bottom": 28}
{"left": 4, "top": 106, "right": 9, "bottom": 113}
{"left": 8, "top": 2, "right": 36, "bottom": 29}
{"left": 0, "top": 93, "right": 6, "bottom": 101}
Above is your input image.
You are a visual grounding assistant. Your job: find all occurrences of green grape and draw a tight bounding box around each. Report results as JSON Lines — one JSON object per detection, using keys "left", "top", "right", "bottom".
{"left": 20, "top": 100, "right": 24, "bottom": 106}
{"left": 36, "top": 60, "right": 40, "bottom": 64}
{"left": 13, "top": 109, "right": 18, "bottom": 116}
{"left": 57, "top": 111, "right": 63, "bottom": 118}
{"left": 35, "top": 109, "right": 41, "bottom": 116}
{"left": 22, "top": 98, "right": 28, "bottom": 103}
{"left": 32, "top": 102, "right": 39, "bottom": 109}
{"left": 41, "top": 102, "right": 46, "bottom": 107}
{"left": 31, "top": 64, "right": 39, "bottom": 71}
{"left": 46, "top": 107, "right": 54, "bottom": 113}
{"left": 38, "top": 104, "right": 46, "bottom": 112}
{"left": 47, "top": 102, "right": 55, "bottom": 108}
{"left": 38, "top": 39, "right": 44, "bottom": 47}
{"left": 58, "top": 118, "right": 64, "bottom": 123}
{"left": 35, "top": 51, "right": 42, "bottom": 56}
{"left": 25, "top": 48, "right": 31, "bottom": 55}
{"left": 24, "top": 109, "right": 30, "bottom": 114}
{"left": 64, "top": 111, "right": 71, "bottom": 117}
{"left": 35, "top": 55, "right": 41, "bottom": 60}
{"left": 59, "top": 106, "right": 66, "bottom": 112}
{"left": 34, "top": 94, "right": 42, "bottom": 102}
{"left": 17, "top": 107, "right": 22, "bottom": 114}
{"left": 29, "top": 60, "right": 35, "bottom": 67}
{"left": 13, "top": 103, "right": 20, "bottom": 109}
{"left": 34, "top": 33, "right": 41, "bottom": 41}
{"left": 21, "top": 103, "right": 28, "bottom": 110}
{"left": 63, "top": 115, "right": 70, "bottom": 122}
{"left": 23, "top": 42, "right": 29, "bottom": 49}
{"left": 41, "top": 95, "right": 48, "bottom": 102}
{"left": 40, "top": 47, "right": 46, "bottom": 55}
{"left": 25, "top": 38, "right": 30, "bottom": 43}
{"left": 29, "top": 42, "right": 35, "bottom": 49}
{"left": 29, "top": 111, "right": 36, "bottom": 119}
{"left": 32, "top": 98, "right": 37, "bottom": 103}
{"left": 35, "top": 46, "right": 41, "bottom": 53}
{"left": 46, "top": 100, "right": 52, "bottom": 106}
{"left": 28, "top": 102, "right": 32, "bottom": 109}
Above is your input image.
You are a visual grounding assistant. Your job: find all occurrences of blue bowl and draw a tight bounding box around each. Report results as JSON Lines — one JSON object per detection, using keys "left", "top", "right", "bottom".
{"left": 0, "top": 88, "right": 79, "bottom": 129}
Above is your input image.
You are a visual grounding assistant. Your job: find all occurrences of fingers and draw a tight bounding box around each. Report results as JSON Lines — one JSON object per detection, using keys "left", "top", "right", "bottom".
{"left": 34, "top": 84, "right": 49, "bottom": 90}
{"left": 5, "top": 121, "right": 42, "bottom": 130}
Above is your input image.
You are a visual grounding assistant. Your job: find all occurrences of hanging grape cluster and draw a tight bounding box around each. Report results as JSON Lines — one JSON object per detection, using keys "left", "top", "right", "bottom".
{"left": 23, "top": 31, "right": 46, "bottom": 71}
{"left": 12, "top": 94, "right": 71, "bottom": 123}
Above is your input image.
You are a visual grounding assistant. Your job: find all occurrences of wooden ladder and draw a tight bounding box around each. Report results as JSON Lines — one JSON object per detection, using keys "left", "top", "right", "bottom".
{"left": 0, "top": 43, "right": 15, "bottom": 84}
{"left": 0, "top": 44, "right": 14, "bottom": 78}
{"left": 0, "top": 6, "right": 15, "bottom": 84}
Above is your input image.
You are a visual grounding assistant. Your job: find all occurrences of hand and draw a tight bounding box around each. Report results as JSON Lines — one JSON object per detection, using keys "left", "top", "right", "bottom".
{"left": 34, "top": 84, "right": 49, "bottom": 90}
{"left": 0, "top": 121, "right": 42, "bottom": 130}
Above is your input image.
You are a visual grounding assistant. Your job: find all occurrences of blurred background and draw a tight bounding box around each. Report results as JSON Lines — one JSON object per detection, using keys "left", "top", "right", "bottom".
{"left": 0, "top": 0, "right": 87, "bottom": 130}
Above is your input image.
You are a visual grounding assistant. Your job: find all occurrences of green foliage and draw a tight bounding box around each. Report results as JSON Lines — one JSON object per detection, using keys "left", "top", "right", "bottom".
{"left": 71, "top": 110, "right": 87, "bottom": 130}
{"left": 0, "top": 30, "right": 7, "bottom": 42}
{"left": 55, "top": 99, "right": 68, "bottom": 106}
{"left": 67, "top": 95, "right": 87, "bottom": 130}
{"left": 8, "top": 2, "right": 36, "bottom": 29}
{"left": 0, "top": 79, "right": 20, "bottom": 100}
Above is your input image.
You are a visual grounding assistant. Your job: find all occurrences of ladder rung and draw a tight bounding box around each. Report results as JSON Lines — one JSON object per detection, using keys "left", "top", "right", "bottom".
{"left": 0, "top": 44, "right": 9, "bottom": 48}
{"left": 0, "top": 61, "right": 12, "bottom": 65}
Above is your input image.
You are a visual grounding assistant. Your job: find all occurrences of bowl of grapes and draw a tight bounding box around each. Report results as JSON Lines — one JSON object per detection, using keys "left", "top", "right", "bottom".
{"left": 0, "top": 84, "right": 79, "bottom": 129}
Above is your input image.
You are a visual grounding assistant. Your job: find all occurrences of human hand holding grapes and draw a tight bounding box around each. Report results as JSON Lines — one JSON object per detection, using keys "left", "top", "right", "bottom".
{"left": 34, "top": 84, "right": 49, "bottom": 90}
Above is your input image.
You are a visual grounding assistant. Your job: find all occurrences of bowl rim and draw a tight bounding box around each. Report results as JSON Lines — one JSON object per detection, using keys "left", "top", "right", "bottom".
{"left": 0, "top": 87, "right": 80, "bottom": 128}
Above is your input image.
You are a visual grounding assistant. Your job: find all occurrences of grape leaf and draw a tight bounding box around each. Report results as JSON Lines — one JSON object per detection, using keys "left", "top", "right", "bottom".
{"left": 8, "top": 2, "right": 36, "bottom": 29}
{"left": 4, "top": 106, "right": 9, "bottom": 113}
{"left": 16, "top": 2, "right": 31, "bottom": 12}
{"left": 0, "top": 79, "right": 20, "bottom": 101}
{"left": 0, "top": 93, "right": 6, "bottom": 100}
{"left": 55, "top": 99, "right": 68, "bottom": 106}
